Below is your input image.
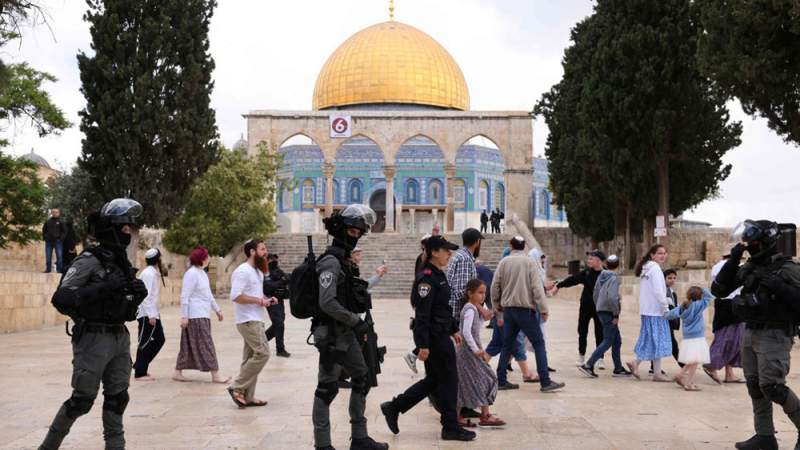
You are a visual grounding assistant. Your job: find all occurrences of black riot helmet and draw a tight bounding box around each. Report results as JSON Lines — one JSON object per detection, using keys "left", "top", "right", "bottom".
{"left": 323, "top": 204, "right": 377, "bottom": 251}
{"left": 732, "top": 219, "right": 780, "bottom": 261}
{"left": 88, "top": 198, "right": 143, "bottom": 250}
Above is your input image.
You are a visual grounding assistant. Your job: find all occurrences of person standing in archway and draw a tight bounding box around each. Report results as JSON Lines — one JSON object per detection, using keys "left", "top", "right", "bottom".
{"left": 480, "top": 210, "right": 489, "bottom": 234}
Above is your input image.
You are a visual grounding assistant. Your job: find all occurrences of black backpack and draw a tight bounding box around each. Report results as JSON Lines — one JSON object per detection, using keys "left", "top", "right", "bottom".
{"left": 289, "top": 236, "right": 320, "bottom": 319}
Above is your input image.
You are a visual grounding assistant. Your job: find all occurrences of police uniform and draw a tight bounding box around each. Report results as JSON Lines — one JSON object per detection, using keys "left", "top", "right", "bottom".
{"left": 312, "top": 246, "right": 371, "bottom": 449}
{"left": 40, "top": 198, "right": 145, "bottom": 450}
{"left": 386, "top": 261, "right": 461, "bottom": 432}
{"left": 712, "top": 222, "right": 800, "bottom": 450}
{"left": 40, "top": 247, "right": 140, "bottom": 450}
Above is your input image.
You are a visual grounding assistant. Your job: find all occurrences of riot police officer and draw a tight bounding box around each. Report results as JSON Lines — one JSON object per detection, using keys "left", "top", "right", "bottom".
{"left": 712, "top": 220, "right": 800, "bottom": 450}
{"left": 40, "top": 199, "right": 148, "bottom": 450}
{"left": 381, "top": 236, "right": 477, "bottom": 442}
{"left": 312, "top": 204, "right": 388, "bottom": 450}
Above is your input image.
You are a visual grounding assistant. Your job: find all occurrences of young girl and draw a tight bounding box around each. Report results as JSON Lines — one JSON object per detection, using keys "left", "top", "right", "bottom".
{"left": 457, "top": 279, "right": 506, "bottom": 428}
{"left": 664, "top": 286, "right": 713, "bottom": 391}
{"left": 627, "top": 244, "right": 672, "bottom": 382}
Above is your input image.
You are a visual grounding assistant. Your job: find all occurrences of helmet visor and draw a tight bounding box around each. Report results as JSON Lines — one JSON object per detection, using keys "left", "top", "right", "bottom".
{"left": 100, "top": 198, "right": 143, "bottom": 225}
{"left": 340, "top": 204, "right": 377, "bottom": 231}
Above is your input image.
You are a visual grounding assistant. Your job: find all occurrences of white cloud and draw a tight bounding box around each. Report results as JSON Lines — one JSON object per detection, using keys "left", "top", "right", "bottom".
{"left": 2, "top": 0, "right": 797, "bottom": 227}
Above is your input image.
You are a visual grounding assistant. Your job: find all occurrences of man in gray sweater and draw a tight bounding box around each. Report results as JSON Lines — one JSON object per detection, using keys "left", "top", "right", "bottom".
{"left": 578, "top": 255, "right": 632, "bottom": 378}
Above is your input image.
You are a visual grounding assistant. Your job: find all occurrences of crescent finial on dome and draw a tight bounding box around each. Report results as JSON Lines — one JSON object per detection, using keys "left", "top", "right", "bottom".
{"left": 389, "top": 0, "right": 395, "bottom": 21}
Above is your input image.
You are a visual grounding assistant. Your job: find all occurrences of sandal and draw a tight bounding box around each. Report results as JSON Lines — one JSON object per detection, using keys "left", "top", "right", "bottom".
{"left": 652, "top": 375, "right": 671, "bottom": 382}
{"left": 227, "top": 387, "right": 247, "bottom": 408}
{"left": 172, "top": 374, "right": 191, "bottom": 382}
{"left": 626, "top": 361, "right": 640, "bottom": 380}
{"left": 245, "top": 399, "right": 268, "bottom": 407}
{"left": 523, "top": 376, "right": 540, "bottom": 383}
{"left": 703, "top": 367, "right": 722, "bottom": 385}
{"left": 479, "top": 415, "right": 506, "bottom": 428}
{"left": 457, "top": 419, "right": 477, "bottom": 428}
{"left": 724, "top": 378, "right": 746, "bottom": 384}
{"left": 673, "top": 375, "right": 687, "bottom": 389}
{"left": 684, "top": 384, "right": 702, "bottom": 392}
{"left": 212, "top": 376, "right": 232, "bottom": 384}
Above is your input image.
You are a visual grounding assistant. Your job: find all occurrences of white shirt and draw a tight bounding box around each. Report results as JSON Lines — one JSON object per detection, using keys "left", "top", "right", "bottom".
{"left": 180, "top": 266, "right": 221, "bottom": 319}
{"left": 137, "top": 265, "right": 160, "bottom": 319}
{"left": 230, "top": 262, "right": 267, "bottom": 324}
{"left": 638, "top": 261, "right": 669, "bottom": 317}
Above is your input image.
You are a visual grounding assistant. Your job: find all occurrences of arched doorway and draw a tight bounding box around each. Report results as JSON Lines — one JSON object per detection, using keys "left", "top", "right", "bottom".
{"left": 369, "top": 189, "right": 395, "bottom": 233}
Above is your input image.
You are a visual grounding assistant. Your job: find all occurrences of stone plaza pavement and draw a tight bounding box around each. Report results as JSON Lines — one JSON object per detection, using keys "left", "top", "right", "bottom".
{"left": 3, "top": 295, "right": 799, "bottom": 450}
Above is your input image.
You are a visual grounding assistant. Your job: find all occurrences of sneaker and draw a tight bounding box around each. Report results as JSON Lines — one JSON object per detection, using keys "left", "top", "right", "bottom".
{"left": 577, "top": 365, "right": 598, "bottom": 378}
{"left": 460, "top": 407, "right": 481, "bottom": 418}
{"left": 540, "top": 380, "right": 566, "bottom": 393}
{"left": 734, "top": 434, "right": 778, "bottom": 450}
{"left": 595, "top": 359, "right": 606, "bottom": 370}
{"left": 276, "top": 350, "right": 291, "bottom": 358}
{"left": 612, "top": 368, "right": 633, "bottom": 377}
{"left": 403, "top": 352, "right": 418, "bottom": 374}
{"left": 350, "top": 436, "right": 389, "bottom": 450}
{"left": 380, "top": 401, "right": 400, "bottom": 434}
{"left": 441, "top": 427, "right": 477, "bottom": 441}
{"left": 497, "top": 382, "right": 519, "bottom": 390}
{"left": 576, "top": 354, "right": 585, "bottom": 366}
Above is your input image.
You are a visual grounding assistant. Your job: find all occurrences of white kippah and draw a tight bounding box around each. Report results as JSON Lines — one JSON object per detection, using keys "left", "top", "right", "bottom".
{"left": 607, "top": 254, "right": 619, "bottom": 263}
{"left": 352, "top": 246, "right": 363, "bottom": 253}
{"left": 513, "top": 235, "right": 525, "bottom": 242}
{"left": 145, "top": 248, "right": 159, "bottom": 259}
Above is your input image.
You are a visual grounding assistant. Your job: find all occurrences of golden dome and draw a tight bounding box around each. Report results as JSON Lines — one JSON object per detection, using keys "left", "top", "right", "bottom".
{"left": 313, "top": 21, "right": 470, "bottom": 111}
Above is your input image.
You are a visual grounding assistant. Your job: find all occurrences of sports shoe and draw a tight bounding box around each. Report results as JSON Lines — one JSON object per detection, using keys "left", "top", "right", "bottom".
{"left": 577, "top": 365, "right": 598, "bottom": 378}
{"left": 497, "top": 382, "right": 519, "bottom": 390}
{"left": 595, "top": 359, "right": 606, "bottom": 370}
{"left": 276, "top": 350, "right": 291, "bottom": 358}
{"left": 441, "top": 427, "right": 477, "bottom": 441}
{"left": 540, "top": 380, "right": 566, "bottom": 393}
{"left": 612, "top": 368, "right": 633, "bottom": 377}
{"left": 576, "top": 354, "right": 585, "bottom": 366}
{"left": 350, "top": 436, "right": 389, "bottom": 450}
{"left": 403, "top": 352, "right": 418, "bottom": 374}
{"left": 380, "top": 401, "right": 400, "bottom": 434}
{"left": 734, "top": 434, "right": 778, "bottom": 450}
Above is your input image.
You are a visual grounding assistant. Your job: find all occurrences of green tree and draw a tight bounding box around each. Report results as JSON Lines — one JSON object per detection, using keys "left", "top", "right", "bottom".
{"left": 164, "top": 143, "right": 280, "bottom": 256}
{"left": 536, "top": 0, "right": 741, "bottom": 247}
{"left": 46, "top": 165, "right": 104, "bottom": 242}
{"left": 0, "top": 154, "right": 46, "bottom": 248}
{"left": 696, "top": 0, "right": 800, "bottom": 145}
{"left": 78, "top": 0, "right": 220, "bottom": 227}
{"left": 0, "top": 1, "right": 70, "bottom": 247}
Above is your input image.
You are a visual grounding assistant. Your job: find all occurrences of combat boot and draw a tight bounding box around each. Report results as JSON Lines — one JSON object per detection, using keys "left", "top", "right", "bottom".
{"left": 441, "top": 427, "right": 476, "bottom": 441}
{"left": 350, "top": 436, "right": 389, "bottom": 450}
{"left": 734, "top": 434, "right": 778, "bottom": 450}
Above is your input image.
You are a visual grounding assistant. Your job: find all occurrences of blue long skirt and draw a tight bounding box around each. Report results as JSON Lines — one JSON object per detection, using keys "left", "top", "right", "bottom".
{"left": 634, "top": 315, "right": 673, "bottom": 361}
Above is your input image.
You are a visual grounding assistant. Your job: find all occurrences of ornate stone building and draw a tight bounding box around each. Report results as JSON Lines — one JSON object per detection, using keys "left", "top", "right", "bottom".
{"left": 245, "top": 17, "right": 566, "bottom": 233}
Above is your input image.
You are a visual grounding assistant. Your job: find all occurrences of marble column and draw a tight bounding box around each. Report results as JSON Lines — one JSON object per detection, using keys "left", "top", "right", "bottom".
{"left": 383, "top": 165, "right": 396, "bottom": 232}
{"left": 322, "top": 163, "right": 335, "bottom": 217}
{"left": 444, "top": 163, "right": 456, "bottom": 233}
{"left": 410, "top": 208, "right": 416, "bottom": 234}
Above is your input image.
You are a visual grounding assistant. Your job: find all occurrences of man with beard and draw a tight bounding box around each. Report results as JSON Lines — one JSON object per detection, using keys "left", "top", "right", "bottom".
{"left": 39, "top": 198, "right": 148, "bottom": 449}
{"left": 227, "top": 239, "right": 277, "bottom": 408}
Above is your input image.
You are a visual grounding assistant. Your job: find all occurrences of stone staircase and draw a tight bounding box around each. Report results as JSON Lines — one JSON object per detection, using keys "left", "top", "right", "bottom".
{"left": 264, "top": 233, "right": 513, "bottom": 299}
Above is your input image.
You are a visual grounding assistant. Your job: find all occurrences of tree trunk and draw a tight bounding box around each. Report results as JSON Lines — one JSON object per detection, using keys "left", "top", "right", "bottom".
{"left": 624, "top": 203, "right": 632, "bottom": 271}
{"left": 656, "top": 157, "right": 671, "bottom": 248}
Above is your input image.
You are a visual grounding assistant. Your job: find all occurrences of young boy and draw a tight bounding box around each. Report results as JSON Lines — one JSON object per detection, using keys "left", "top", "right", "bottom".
{"left": 578, "top": 255, "right": 632, "bottom": 377}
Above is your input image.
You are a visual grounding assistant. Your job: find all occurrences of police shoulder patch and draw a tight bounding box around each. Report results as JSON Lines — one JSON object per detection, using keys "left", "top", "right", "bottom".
{"left": 62, "top": 266, "right": 78, "bottom": 283}
{"left": 423, "top": 268, "right": 432, "bottom": 276}
{"left": 319, "top": 271, "right": 334, "bottom": 289}
{"left": 417, "top": 282, "right": 432, "bottom": 298}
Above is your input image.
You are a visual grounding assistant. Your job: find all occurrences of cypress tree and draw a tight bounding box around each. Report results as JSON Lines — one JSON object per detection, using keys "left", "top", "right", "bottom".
{"left": 77, "top": 0, "right": 220, "bottom": 226}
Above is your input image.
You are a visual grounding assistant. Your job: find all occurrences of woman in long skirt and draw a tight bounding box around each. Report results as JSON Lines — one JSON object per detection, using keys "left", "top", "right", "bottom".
{"left": 173, "top": 246, "right": 230, "bottom": 383}
{"left": 627, "top": 244, "right": 673, "bottom": 382}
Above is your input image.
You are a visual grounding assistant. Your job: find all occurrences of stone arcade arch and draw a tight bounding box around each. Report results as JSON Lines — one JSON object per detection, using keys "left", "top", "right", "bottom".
{"left": 246, "top": 110, "right": 534, "bottom": 231}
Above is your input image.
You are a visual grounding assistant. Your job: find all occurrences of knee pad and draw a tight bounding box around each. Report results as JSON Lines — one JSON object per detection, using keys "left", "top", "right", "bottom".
{"left": 351, "top": 375, "right": 370, "bottom": 396}
{"left": 762, "top": 383, "right": 790, "bottom": 405}
{"left": 314, "top": 382, "right": 339, "bottom": 405}
{"left": 103, "top": 390, "right": 130, "bottom": 415}
{"left": 746, "top": 378, "right": 764, "bottom": 399}
{"left": 64, "top": 395, "right": 95, "bottom": 419}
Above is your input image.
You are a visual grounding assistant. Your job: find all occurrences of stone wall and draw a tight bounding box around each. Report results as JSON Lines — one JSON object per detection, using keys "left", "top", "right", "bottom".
{"left": 533, "top": 227, "right": 799, "bottom": 270}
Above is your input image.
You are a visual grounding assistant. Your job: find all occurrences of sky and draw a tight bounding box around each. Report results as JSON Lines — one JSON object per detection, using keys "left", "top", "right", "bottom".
{"left": 2, "top": 0, "right": 799, "bottom": 227}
